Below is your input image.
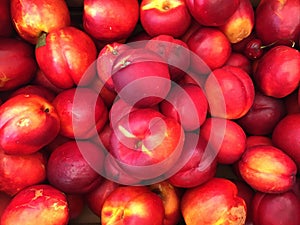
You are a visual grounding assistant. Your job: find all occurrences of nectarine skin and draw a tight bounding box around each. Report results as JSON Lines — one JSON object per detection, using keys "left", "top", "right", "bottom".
{"left": 237, "top": 91, "right": 287, "bottom": 135}
{"left": 149, "top": 181, "right": 182, "bottom": 225}
{"left": 284, "top": 91, "right": 300, "bottom": 114}
{"left": 255, "top": 0, "right": 300, "bottom": 45}
{"left": 96, "top": 42, "right": 130, "bottom": 91}
{"left": 0, "top": 0, "right": 13, "bottom": 37}
{"left": 181, "top": 178, "right": 247, "bottom": 225}
{"left": 224, "top": 52, "right": 252, "bottom": 75}
{"left": 0, "top": 94, "right": 60, "bottom": 155}
{"left": 252, "top": 191, "right": 300, "bottom": 225}
{"left": 10, "top": 85, "right": 56, "bottom": 102}
{"left": 233, "top": 180, "right": 255, "bottom": 225}
{"left": 110, "top": 108, "right": 184, "bottom": 181}
{"left": 219, "top": 0, "right": 255, "bottom": 44}
{"left": 0, "top": 149, "right": 46, "bottom": 196}
{"left": 0, "top": 184, "right": 69, "bottom": 225}
{"left": 83, "top": 0, "right": 139, "bottom": 42}
{"left": 168, "top": 133, "right": 217, "bottom": 188}
{"left": 0, "top": 38, "right": 37, "bottom": 91}
{"left": 200, "top": 117, "right": 247, "bottom": 165}
{"left": 188, "top": 28, "right": 232, "bottom": 75}
{"left": 140, "top": 0, "right": 192, "bottom": 38}
{"left": 52, "top": 87, "right": 108, "bottom": 139}
{"left": 111, "top": 48, "right": 171, "bottom": 107}
{"left": 186, "top": 0, "right": 240, "bottom": 27}
{"left": 160, "top": 83, "right": 208, "bottom": 131}
{"left": 272, "top": 113, "right": 300, "bottom": 168}
{"left": 205, "top": 65, "right": 255, "bottom": 119}
{"left": 245, "top": 136, "right": 273, "bottom": 148}
{"left": 145, "top": 34, "right": 190, "bottom": 81}
{"left": 10, "top": 0, "right": 71, "bottom": 44}
{"left": 238, "top": 145, "right": 297, "bottom": 193}
{"left": 101, "top": 186, "right": 165, "bottom": 225}
{"left": 66, "top": 194, "right": 84, "bottom": 220}
{"left": 86, "top": 179, "right": 120, "bottom": 217}
{"left": 253, "top": 45, "right": 300, "bottom": 98}
{"left": 35, "top": 26, "right": 97, "bottom": 89}
{"left": 47, "top": 141, "right": 105, "bottom": 194}
{"left": 0, "top": 192, "right": 11, "bottom": 219}
{"left": 32, "top": 69, "right": 64, "bottom": 94}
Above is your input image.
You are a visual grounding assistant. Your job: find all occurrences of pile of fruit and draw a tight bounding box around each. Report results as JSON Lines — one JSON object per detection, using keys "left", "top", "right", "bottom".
{"left": 0, "top": 0, "right": 300, "bottom": 224}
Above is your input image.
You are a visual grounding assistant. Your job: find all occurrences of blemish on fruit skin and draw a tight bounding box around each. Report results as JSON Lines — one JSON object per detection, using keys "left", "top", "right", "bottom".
{"left": 107, "top": 45, "right": 118, "bottom": 55}
{"left": 120, "top": 60, "right": 131, "bottom": 68}
{"left": 51, "top": 201, "right": 67, "bottom": 211}
{"left": 228, "top": 205, "right": 246, "bottom": 224}
{"left": 214, "top": 205, "right": 246, "bottom": 225}
{"left": 32, "top": 189, "right": 44, "bottom": 201}
{"left": 16, "top": 118, "right": 31, "bottom": 127}
{"left": 102, "top": 206, "right": 125, "bottom": 224}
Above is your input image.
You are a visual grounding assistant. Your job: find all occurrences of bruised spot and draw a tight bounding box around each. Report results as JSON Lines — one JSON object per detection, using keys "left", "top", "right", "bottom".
{"left": 214, "top": 205, "right": 246, "bottom": 225}
{"left": 228, "top": 205, "right": 246, "bottom": 224}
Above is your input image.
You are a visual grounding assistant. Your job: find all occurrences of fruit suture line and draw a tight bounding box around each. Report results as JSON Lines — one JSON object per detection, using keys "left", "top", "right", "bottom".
{"left": 0, "top": 0, "right": 300, "bottom": 225}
